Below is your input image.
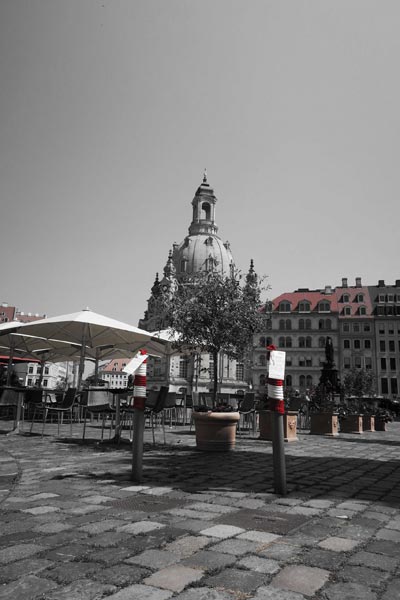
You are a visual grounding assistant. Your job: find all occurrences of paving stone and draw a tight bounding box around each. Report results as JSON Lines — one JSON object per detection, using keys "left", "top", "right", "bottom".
{"left": 203, "top": 567, "right": 269, "bottom": 593}
{"left": 78, "top": 518, "right": 126, "bottom": 534}
{"left": 322, "top": 581, "right": 377, "bottom": 600}
{"left": 364, "top": 539, "right": 400, "bottom": 557}
{"left": 385, "top": 519, "right": 400, "bottom": 531}
{"left": 271, "top": 565, "right": 330, "bottom": 596}
{"left": 0, "top": 558, "right": 54, "bottom": 584}
{"left": 302, "top": 548, "right": 345, "bottom": 570}
{"left": 211, "top": 537, "right": 260, "bottom": 556}
{"left": 376, "top": 528, "right": 400, "bottom": 542}
{"left": 238, "top": 555, "right": 281, "bottom": 574}
{"left": 318, "top": 536, "right": 361, "bottom": 552}
{"left": 0, "top": 543, "right": 46, "bottom": 565}
{"left": 182, "top": 549, "right": 236, "bottom": 572}
{"left": 252, "top": 587, "right": 306, "bottom": 599}
{"left": 0, "top": 574, "right": 58, "bottom": 600}
{"left": 41, "top": 543, "right": 89, "bottom": 562}
{"left": 186, "top": 502, "right": 238, "bottom": 514}
{"left": 164, "top": 535, "right": 210, "bottom": 558}
{"left": 168, "top": 508, "right": 216, "bottom": 520}
{"left": 237, "top": 530, "right": 281, "bottom": 544}
{"left": 382, "top": 578, "right": 400, "bottom": 600}
{"left": 44, "top": 577, "right": 117, "bottom": 599}
{"left": 144, "top": 565, "right": 204, "bottom": 592}
{"left": 106, "top": 583, "right": 173, "bottom": 599}
{"left": 32, "top": 522, "right": 73, "bottom": 534}
{"left": 21, "top": 505, "right": 61, "bottom": 515}
{"left": 260, "top": 542, "right": 304, "bottom": 562}
{"left": 44, "top": 561, "right": 102, "bottom": 584}
{"left": 117, "top": 520, "right": 166, "bottom": 535}
{"left": 199, "top": 524, "right": 245, "bottom": 538}
{"left": 126, "top": 549, "right": 179, "bottom": 569}
{"left": 348, "top": 550, "right": 398, "bottom": 571}
{"left": 174, "top": 587, "right": 234, "bottom": 600}
{"left": 338, "top": 565, "right": 390, "bottom": 587}
{"left": 93, "top": 563, "right": 150, "bottom": 586}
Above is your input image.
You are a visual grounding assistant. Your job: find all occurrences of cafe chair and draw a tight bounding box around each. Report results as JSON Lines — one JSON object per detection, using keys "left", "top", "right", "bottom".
{"left": 24, "top": 389, "right": 52, "bottom": 432}
{"left": 144, "top": 386, "right": 169, "bottom": 445}
{"left": 82, "top": 387, "right": 115, "bottom": 441}
{"left": 0, "top": 387, "right": 20, "bottom": 428}
{"left": 32, "top": 387, "right": 80, "bottom": 437}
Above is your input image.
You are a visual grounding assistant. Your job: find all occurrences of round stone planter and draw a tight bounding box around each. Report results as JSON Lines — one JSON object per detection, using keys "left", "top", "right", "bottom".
{"left": 259, "top": 410, "right": 298, "bottom": 442}
{"left": 309, "top": 413, "right": 339, "bottom": 437}
{"left": 362, "top": 415, "right": 375, "bottom": 432}
{"left": 192, "top": 411, "right": 240, "bottom": 451}
{"left": 340, "top": 414, "right": 363, "bottom": 434}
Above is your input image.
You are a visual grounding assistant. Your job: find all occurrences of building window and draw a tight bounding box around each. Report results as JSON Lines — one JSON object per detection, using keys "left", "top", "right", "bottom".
{"left": 354, "top": 356, "right": 362, "bottom": 368}
{"left": 391, "top": 378, "right": 398, "bottom": 395}
{"left": 286, "top": 374, "right": 292, "bottom": 388}
{"left": 354, "top": 339, "right": 361, "bottom": 350}
{"left": 319, "top": 337, "right": 326, "bottom": 348}
{"left": 356, "top": 293, "right": 364, "bottom": 303}
{"left": 306, "top": 336, "right": 312, "bottom": 348}
{"left": 364, "top": 324, "right": 371, "bottom": 332}
{"left": 299, "top": 357, "right": 305, "bottom": 367}
{"left": 387, "top": 294, "right": 394, "bottom": 302}
{"left": 298, "top": 301, "right": 311, "bottom": 313}
{"left": 343, "top": 306, "right": 351, "bottom": 315}
{"left": 359, "top": 306, "right": 367, "bottom": 315}
{"left": 179, "top": 356, "right": 188, "bottom": 378}
{"left": 379, "top": 294, "right": 385, "bottom": 303}
{"left": 343, "top": 340, "right": 350, "bottom": 349}
{"left": 318, "top": 301, "right": 330, "bottom": 313}
{"left": 279, "top": 301, "right": 291, "bottom": 313}
{"left": 389, "top": 340, "right": 395, "bottom": 352}
{"left": 344, "top": 357, "right": 351, "bottom": 369}
{"left": 259, "top": 336, "right": 266, "bottom": 347}
{"left": 380, "top": 340, "right": 386, "bottom": 352}
{"left": 390, "top": 358, "right": 396, "bottom": 371}
{"left": 305, "top": 319, "right": 311, "bottom": 330}
{"left": 43, "top": 379, "right": 48, "bottom": 387}
{"left": 236, "top": 362, "right": 244, "bottom": 380}
{"left": 365, "top": 357, "right": 372, "bottom": 370}
{"left": 299, "top": 337, "right": 305, "bottom": 348}
{"left": 364, "top": 339, "right": 371, "bottom": 349}
{"left": 343, "top": 323, "right": 350, "bottom": 332}
{"left": 28, "top": 366, "right": 34, "bottom": 374}
{"left": 353, "top": 324, "right": 360, "bottom": 333}
{"left": 299, "top": 375, "right": 306, "bottom": 387}
{"left": 379, "top": 325, "right": 385, "bottom": 334}
{"left": 342, "top": 294, "right": 350, "bottom": 303}
{"left": 259, "top": 354, "right": 266, "bottom": 366}
{"left": 27, "top": 378, "right": 33, "bottom": 386}
{"left": 381, "top": 358, "right": 387, "bottom": 370}
{"left": 306, "top": 358, "right": 312, "bottom": 367}
{"left": 381, "top": 378, "right": 389, "bottom": 394}
{"left": 306, "top": 375, "right": 313, "bottom": 388}
{"left": 259, "top": 374, "right": 266, "bottom": 386}
{"left": 44, "top": 366, "right": 49, "bottom": 375}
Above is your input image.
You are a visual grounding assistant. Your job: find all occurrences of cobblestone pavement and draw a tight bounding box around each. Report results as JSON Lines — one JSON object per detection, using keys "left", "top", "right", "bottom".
{"left": 1, "top": 417, "right": 400, "bottom": 600}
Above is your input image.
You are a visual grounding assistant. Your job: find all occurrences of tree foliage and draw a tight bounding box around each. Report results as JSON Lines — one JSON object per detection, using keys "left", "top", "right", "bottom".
{"left": 164, "top": 270, "right": 267, "bottom": 402}
{"left": 342, "top": 367, "right": 376, "bottom": 399}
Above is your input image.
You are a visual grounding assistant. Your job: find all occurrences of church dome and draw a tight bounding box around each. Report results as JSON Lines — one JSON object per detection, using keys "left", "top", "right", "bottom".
{"left": 172, "top": 173, "right": 235, "bottom": 279}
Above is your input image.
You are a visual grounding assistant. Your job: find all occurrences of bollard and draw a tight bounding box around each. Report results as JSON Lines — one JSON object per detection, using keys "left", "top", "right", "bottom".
{"left": 132, "top": 352, "right": 147, "bottom": 482}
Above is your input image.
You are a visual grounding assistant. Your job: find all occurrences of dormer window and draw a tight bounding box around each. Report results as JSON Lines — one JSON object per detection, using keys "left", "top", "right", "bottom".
{"left": 298, "top": 301, "right": 311, "bottom": 313}
{"left": 343, "top": 306, "right": 351, "bottom": 316}
{"left": 279, "top": 301, "right": 291, "bottom": 313}
{"left": 342, "top": 294, "right": 350, "bottom": 303}
{"left": 318, "top": 301, "right": 330, "bottom": 313}
{"left": 359, "top": 306, "right": 367, "bottom": 315}
{"left": 355, "top": 293, "right": 364, "bottom": 303}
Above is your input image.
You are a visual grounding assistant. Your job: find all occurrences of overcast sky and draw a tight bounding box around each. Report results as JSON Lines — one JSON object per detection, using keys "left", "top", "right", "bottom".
{"left": 1, "top": 1, "right": 399, "bottom": 325}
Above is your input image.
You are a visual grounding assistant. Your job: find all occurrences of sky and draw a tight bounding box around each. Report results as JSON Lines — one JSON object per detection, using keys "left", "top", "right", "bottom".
{"left": 1, "top": 0, "right": 399, "bottom": 326}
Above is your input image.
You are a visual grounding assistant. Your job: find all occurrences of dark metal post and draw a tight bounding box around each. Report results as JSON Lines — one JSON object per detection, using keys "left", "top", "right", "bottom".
{"left": 272, "top": 411, "right": 287, "bottom": 495}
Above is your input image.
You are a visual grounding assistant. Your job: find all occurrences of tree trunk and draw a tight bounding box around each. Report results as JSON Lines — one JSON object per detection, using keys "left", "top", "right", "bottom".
{"left": 212, "top": 349, "right": 219, "bottom": 407}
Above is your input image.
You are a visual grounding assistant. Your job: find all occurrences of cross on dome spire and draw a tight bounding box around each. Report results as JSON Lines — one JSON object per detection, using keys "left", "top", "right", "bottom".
{"left": 203, "top": 168, "right": 207, "bottom": 184}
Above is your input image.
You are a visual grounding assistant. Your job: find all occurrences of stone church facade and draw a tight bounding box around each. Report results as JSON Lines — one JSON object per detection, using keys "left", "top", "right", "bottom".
{"left": 139, "top": 173, "right": 252, "bottom": 396}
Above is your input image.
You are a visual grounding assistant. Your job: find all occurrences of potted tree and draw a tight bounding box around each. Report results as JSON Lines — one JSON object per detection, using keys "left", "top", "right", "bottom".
{"left": 165, "top": 268, "right": 266, "bottom": 451}
{"left": 309, "top": 339, "right": 341, "bottom": 437}
{"left": 340, "top": 368, "right": 376, "bottom": 434}
{"left": 258, "top": 394, "right": 299, "bottom": 442}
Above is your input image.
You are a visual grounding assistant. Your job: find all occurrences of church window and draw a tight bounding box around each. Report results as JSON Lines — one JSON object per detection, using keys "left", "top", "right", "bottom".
{"left": 201, "top": 202, "right": 211, "bottom": 220}
{"left": 180, "top": 259, "right": 187, "bottom": 273}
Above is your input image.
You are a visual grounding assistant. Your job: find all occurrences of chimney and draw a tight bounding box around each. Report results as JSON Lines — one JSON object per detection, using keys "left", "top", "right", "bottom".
{"left": 355, "top": 277, "right": 362, "bottom": 287}
{"left": 342, "top": 278, "right": 348, "bottom": 288}
{"left": 395, "top": 280, "right": 400, "bottom": 287}
{"left": 1, "top": 302, "right": 8, "bottom": 307}
{"left": 324, "top": 285, "right": 332, "bottom": 295}
{"left": 378, "top": 279, "right": 385, "bottom": 287}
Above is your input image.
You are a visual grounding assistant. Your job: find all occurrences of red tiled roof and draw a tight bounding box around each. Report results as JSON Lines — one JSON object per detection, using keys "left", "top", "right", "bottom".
{"left": 272, "top": 291, "right": 340, "bottom": 313}
{"left": 102, "top": 358, "right": 129, "bottom": 373}
{"left": 272, "top": 286, "right": 374, "bottom": 317}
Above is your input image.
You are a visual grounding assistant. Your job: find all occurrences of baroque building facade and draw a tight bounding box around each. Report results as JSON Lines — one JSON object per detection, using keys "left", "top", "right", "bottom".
{"left": 252, "top": 277, "right": 400, "bottom": 401}
{"left": 139, "top": 174, "right": 251, "bottom": 395}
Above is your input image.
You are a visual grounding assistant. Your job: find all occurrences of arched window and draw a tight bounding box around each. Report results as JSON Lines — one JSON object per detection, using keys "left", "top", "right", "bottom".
{"left": 279, "top": 319, "right": 285, "bottom": 330}
{"left": 259, "top": 336, "right": 266, "bottom": 347}
{"left": 305, "top": 319, "right": 312, "bottom": 330}
{"left": 180, "top": 259, "right": 187, "bottom": 273}
{"left": 266, "top": 337, "right": 273, "bottom": 347}
{"left": 318, "top": 319, "right": 324, "bottom": 330}
{"left": 279, "top": 301, "right": 291, "bottom": 313}
{"left": 259, "top": 354, "right": 266, "bottom": 366}
{"left": 325, "top": 319, "right": 331, "bottom": 330}
{"left": 306, "top": 375, "right": 313, "bottom": 388}
{"left": 299, "top": 375, "right": 306, "bottom": 388}
{"left": 359, "top": 306, "right": 366, "bottom": 315}
{"left": 306, "top": 336, "right": 312, "bottom": 348}
{"left": 285, "top": 319, "right": 292, "bottom": 330}
{"left": 286, "top": 374, "right": 292, "bottom": 388}
{"left": 201, "top": 202, "right": 211, "bottom": 220}
{"left": 299, "top": 319, "right": 305, "bottom": 330}
{"left": 343, "top": 306, "right": 351, "bottom": 316}
{"left": 356, "top": 293, "right": 364, "bottom": 303}
{"left": 342, "top": 294, "right": 350, "bottom": 303}
{"left": 285, "top": 336, "right": 292, "bottom": 348}
{"left": 259, "top": 374, "right": 266, "bottom": 386}
{"left": 319, "top": 336, "right": 326, "bottom": 348}
{"left": 299, "top": 337, "right": 305, "bottom": 348}
{"left": 279, "top": 336, "right": 285, "bottom": 348}
{"left": 298, "top": 301, "right": 311, "bottom": 313}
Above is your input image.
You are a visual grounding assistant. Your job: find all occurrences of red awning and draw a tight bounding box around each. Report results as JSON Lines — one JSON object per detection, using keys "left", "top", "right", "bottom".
{"left": 0, "top": 355, "right": 39, "bottom": 364}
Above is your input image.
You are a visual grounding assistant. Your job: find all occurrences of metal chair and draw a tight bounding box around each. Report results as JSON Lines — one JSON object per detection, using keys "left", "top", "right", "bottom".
{"left": 82, "top": 387, "right": 116, "bottom": 441}
{"left": 32, "top": 388, "right": 80, "bottom": 437}
{"left": 144, "top": 386, "right": 169, "bottom": 445}
{"left": 0, "top": 387, "right": 20, "bottom": 428}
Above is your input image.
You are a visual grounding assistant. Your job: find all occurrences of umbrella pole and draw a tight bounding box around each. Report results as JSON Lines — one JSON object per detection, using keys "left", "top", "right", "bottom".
{"left": 77, "top": 326, "right": 87, "bottom": 391}
{"left": 6, "top": 339, "right": 16, "bottom": 386}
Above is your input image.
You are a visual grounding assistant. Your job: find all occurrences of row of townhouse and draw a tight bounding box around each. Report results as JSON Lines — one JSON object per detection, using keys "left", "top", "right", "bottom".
{"left": 252, "top": 277, "right": 400, "bottom": 399}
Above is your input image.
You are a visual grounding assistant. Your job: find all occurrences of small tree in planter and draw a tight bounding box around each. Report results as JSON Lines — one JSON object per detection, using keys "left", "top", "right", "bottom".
{"left": 341, "top": 368, "right": 377, "bottom": 433}
{"left": 164, "top": 267, "right": 267, "bottom": 450}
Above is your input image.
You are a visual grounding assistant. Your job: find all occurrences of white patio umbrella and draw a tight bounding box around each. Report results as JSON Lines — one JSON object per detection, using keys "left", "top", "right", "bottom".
{"left": 19, "top": 308, "right": 167, "bottom": 389}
